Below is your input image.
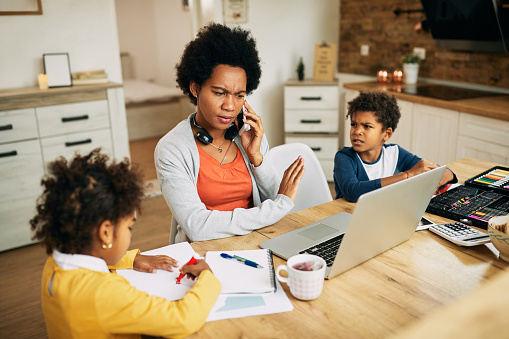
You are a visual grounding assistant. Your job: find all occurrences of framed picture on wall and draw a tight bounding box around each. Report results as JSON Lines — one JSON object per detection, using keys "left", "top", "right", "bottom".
{"left": 43, "top": 53, "right": 72, "bottom": 88}
{"left": 0, "top": 0, "right": 42, "bottom": 15}
{"left": 223, "top": 0, "right": 248, "bottom": 24}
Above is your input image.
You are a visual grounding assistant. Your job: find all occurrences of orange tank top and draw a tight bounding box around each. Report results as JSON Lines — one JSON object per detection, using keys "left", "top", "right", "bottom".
{"left": 197, "top": 146, "right": 254, "bottom": 211}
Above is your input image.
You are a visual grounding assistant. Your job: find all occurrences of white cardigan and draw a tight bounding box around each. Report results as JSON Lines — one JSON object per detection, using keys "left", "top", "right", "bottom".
{"left": 155, "top": 114, "right": 293, "bottom": 242}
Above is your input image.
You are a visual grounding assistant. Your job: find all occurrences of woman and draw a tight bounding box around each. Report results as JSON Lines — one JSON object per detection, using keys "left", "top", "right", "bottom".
{"left": 155, "top": 23, "right": 305, "bottom": 242}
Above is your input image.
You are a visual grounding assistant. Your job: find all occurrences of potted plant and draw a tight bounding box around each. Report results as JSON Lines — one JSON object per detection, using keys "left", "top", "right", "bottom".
{"left": 401, "top": 53, "right": 421, "bottom": 84}
{"left": 296, "top": 57, "right": 305, "bottom": 81}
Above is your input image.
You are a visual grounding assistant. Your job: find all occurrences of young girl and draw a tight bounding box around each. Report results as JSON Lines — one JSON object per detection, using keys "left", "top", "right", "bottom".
{"left": 30, "top": 149, "right": 221, "bottom": 338}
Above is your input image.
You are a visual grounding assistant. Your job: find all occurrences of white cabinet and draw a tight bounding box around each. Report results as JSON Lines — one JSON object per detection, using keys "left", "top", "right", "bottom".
{"left": 412, "top": 103, "right": 459, "bottom": 165}
{"left": 391, "top": 99, "right": 414, "bottom": 152}
{"left": 36, "top": 100, "right": 110, "bottom": 137}
{"left": 0, "top": 108, "right": 38, "bottom": 143}
{"left": 40, "top": 129, "right": 114, "bottom": 163}
{"left": 456, "top": 113, "right": 509, "bottom": 165}
{"left": 0, "top": 109, "right": 44, "bottom": 251}
{"left": 284, "top": 80, "right": 339, "bottom": 182}
{"left": 0, "top": 84, "right": 128, "bottom": 252}
{"left": 36, "top": 100, "right": 113, "bottom": 164}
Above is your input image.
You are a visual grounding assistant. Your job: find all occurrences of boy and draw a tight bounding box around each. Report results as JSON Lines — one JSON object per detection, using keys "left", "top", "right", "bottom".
{"left": 334, "top": 91, "right": 456, "bottom": 202}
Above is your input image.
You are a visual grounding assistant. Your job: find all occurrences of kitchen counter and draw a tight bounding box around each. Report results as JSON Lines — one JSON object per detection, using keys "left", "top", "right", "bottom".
{"left": 343, "top": 82, "right": 509, "bottom": 122}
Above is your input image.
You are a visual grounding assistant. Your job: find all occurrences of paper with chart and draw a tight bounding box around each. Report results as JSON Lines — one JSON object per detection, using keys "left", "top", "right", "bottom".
{"left": 206, "top": 278, "right": 293, "bottom": 322}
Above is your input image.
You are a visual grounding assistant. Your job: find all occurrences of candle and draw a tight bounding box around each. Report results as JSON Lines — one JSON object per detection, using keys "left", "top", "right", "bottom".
{"left": 38, "top": 74, "right": 48, "bottom": 90}
{"left": 377, "top": 70, "right": 389, "bottom": 84}
{"left": 392, "top": 69, "right": 403, "bottom": 84}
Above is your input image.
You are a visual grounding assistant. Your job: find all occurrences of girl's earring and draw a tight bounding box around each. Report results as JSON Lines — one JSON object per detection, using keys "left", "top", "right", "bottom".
{"left": 102, "top": 243, "right": 112, "bottom": 249}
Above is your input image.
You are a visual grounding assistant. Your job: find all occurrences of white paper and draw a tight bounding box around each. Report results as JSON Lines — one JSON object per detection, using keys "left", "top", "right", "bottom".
{"left": 116, "top": 242, "right": 197, "bottom": 301}
{"left": 205, "top": 249, "right": 275, "bottom": 294}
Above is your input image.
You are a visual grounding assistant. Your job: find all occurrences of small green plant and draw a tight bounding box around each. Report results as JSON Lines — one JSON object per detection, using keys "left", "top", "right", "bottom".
{"left": 296, "top": 57, "right": 305, "bottom": 80}
{"left": 401, "top": 53, "right": 421, "bottom": 64}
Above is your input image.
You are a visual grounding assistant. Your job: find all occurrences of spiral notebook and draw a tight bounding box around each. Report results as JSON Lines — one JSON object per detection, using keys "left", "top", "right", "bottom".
{"left": 205, "top": 249, "right": 276, "bottom": 294}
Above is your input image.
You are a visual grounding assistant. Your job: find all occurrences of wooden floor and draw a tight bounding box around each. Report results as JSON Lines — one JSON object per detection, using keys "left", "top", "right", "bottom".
{"left": 130, "top": 137, "right": 160, "bottom": 181}
{"left": 0, "top": 136, "right": 335, "bottom": 337}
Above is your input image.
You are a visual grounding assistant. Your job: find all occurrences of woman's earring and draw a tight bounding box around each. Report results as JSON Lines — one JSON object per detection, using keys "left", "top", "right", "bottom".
{"left": 102, "top": 243, "right": 112, "bottom": 249}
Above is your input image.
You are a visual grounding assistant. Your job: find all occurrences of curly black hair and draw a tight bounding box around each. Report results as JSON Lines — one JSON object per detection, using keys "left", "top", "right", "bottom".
{"left": 176, "top": 23, "right": 262, "bottom": 105}
{"left": 346, "top": 91, "right": 401, "bottom": 131}
{"left": 30, "top": 149, "right": 144, "bottom": 255}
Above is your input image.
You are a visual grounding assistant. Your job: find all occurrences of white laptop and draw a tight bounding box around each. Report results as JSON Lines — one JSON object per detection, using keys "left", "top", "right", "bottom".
{"left": 260, "top": 166, "right": 446, "bottom": 279}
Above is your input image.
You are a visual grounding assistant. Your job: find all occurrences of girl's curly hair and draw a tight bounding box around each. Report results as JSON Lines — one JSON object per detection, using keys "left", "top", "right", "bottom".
{"left": 30, "top": 149, "right": 144, "bottom": 255}
{"left": 176, "top": 23, "right": 262, "bottom": 105}
{"left": 346, "top": 91, "right": 401, "bottom": 131}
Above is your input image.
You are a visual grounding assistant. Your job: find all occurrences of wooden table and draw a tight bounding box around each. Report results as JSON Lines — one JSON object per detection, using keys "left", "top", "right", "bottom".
{"left": 188, "top": 158, "right": 508, "bottom": 339}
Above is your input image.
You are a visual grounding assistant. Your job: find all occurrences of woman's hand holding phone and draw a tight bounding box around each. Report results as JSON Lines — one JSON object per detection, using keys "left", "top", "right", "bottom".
{"left": 240, "top": 100, "right": 264, "bottom": 167}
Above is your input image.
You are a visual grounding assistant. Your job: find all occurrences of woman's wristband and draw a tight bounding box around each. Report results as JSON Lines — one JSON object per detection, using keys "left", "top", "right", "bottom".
{"left": 404, "top": 171, "right": 409, "bottom": 179}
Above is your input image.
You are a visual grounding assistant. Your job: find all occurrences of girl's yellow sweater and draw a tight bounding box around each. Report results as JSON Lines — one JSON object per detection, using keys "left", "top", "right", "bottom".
{"left": 41, "top": 249, "right": 221, "bottom": 338}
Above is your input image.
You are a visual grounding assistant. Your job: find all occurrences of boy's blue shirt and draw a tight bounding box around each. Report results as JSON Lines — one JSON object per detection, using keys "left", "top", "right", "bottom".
{"left": 333, "top": 144, "right": 421, "bottom": 202}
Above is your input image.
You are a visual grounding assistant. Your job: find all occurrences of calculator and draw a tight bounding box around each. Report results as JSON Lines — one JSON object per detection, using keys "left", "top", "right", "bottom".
{"left": 429, "top": 222, "right": 491, "bottom": 246}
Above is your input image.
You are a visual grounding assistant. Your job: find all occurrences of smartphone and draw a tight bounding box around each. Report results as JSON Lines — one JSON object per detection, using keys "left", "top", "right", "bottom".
{"left": 237, "top": 106, "right": 250, "bottom": 135}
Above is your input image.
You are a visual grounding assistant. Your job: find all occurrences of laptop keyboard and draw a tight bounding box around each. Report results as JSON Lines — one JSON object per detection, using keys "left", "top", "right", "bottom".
{"left": 299, "top": 234, "right": 344, "bottom": 267}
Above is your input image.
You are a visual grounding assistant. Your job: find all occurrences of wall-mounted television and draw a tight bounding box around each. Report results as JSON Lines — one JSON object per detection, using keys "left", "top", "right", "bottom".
{"left": 420, "top": 0, "right": 509, "bottom": 53}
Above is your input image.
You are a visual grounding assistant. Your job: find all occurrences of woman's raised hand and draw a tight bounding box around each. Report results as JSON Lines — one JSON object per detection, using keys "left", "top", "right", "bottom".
{"left": 277, "top": 156, "right": 305, "bottom": 202}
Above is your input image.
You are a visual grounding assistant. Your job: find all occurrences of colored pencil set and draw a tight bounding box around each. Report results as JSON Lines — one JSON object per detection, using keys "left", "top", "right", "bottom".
{"left": 474, "top": 168, "right": 509, "bottom": 189}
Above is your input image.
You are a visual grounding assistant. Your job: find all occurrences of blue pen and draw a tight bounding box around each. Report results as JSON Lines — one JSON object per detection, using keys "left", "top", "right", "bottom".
{"left": 220, "top": 253, "right": 263, "bottom": 269}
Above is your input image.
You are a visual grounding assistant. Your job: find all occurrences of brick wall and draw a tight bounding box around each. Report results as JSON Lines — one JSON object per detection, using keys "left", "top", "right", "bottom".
{"left": 338, "top": 0, "right": 509, "bottom": 88}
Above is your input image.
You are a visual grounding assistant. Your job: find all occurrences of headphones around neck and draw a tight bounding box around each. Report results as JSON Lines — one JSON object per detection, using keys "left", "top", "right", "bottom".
{"left": 192, "top": 113, "right": 239, "bottom": 145}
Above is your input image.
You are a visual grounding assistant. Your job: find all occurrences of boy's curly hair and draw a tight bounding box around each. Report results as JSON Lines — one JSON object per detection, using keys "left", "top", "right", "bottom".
{"left": 176, "top": 23, "right": 262, "bottom": 105}
{"left": 30, "top": 149, "right": 144, "bottom": 255}
{"left": 346, "top": 91, "right": 401, "bottom": 131}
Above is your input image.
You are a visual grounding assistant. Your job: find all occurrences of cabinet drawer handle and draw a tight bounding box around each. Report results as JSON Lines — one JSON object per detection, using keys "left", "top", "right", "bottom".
{"left": 0, "top": 124, "right": 13, "bottom": 131}
{"left": 65, "top": 139, "right": 92, "bottom": 147}
{"left": 300, "top": 119, "right": 321, "bottom": 124}
{"left": 62, "top": 115, "right": 89, "bottom": 123}
{"left": 300, "top": 96, "right": 322, "bottom": 101}
{"left": 0, "top": 150, "right": 17, "bottom": 158}
{"left": 311, "top": 147, "right": 322, "bottom": 152}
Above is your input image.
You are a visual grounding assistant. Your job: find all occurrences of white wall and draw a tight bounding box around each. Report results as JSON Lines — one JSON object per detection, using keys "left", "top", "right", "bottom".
{"left": 116, "top": 0, "right": 338, "bottom": 146}
{"left": 153, "top": 1, "right": 194, "bottom": 86}
{"left": 205, "top": 0, "right": 340, "bottom": 146}
{"left": 115, "top": 0, "right": 159, "bottom": 81}
{"left": 0, "top": 0, "right": 122, "bottom": 89}
{"left": 115, "top": 0, "right": 193, "bottom": 86}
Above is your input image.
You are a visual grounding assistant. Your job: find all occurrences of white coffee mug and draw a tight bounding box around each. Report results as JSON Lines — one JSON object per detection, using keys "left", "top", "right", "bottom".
{"left": 275, "top": 254, "right": 326, "bottom": 301}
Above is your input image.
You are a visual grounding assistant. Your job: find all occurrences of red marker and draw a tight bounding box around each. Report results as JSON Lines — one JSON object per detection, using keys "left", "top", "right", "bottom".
{"left": 176, "top": 254, "right": 198, "bottom": 284}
